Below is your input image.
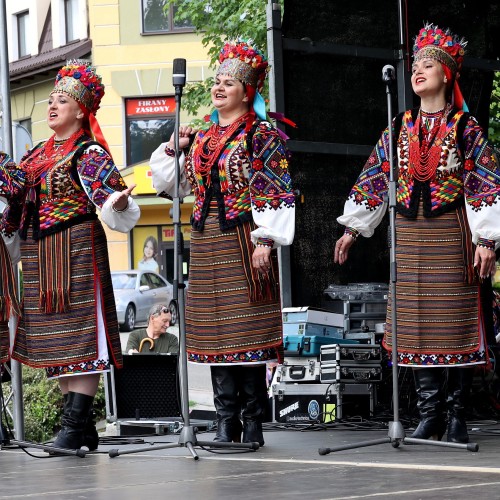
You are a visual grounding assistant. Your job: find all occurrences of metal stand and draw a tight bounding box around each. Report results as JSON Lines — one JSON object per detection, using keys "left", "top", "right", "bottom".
{"left": 318, "top": 65, "right": 478, "bottom": 456}
{"left": 109, "top": 60, "right": 259, "bottom": 460}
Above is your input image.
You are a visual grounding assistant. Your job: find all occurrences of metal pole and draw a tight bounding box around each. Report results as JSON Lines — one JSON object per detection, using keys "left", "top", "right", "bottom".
{"left": 396, "top": 0, "right": 413, "bottom": 112}
{"left": 0, "top": 0, "right": 24, "bottom": 440}
{"left": 266, "top": 0, "right": 293, "bottom": 308}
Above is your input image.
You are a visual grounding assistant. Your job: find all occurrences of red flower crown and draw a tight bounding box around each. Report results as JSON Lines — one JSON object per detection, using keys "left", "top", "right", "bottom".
{"left": 217, "top": 40, "right": 269, "bottom": 92}
{"left": 52, "top": 60, "right": 105, "bottom": 115}
{"left": 413, "top": 23, "right": 466, "bottom": 75}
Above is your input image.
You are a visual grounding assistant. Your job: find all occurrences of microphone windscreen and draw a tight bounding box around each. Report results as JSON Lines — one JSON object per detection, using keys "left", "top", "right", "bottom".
{"left": 173, "top": 59, "right": 187, "bottom": 86}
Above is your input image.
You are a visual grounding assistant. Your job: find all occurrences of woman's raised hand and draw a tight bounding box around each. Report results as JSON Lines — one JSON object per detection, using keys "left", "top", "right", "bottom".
{"left": 168, "top": 126, "right": 195, "bottom": 150}
{"left": 112, "top": 184, "right": 136, "bottom": 212}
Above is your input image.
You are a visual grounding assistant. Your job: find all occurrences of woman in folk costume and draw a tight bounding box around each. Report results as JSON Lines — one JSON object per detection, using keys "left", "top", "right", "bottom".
{"left": 0, "top": 60, "right": 140, "bottom": 450}
{"left": 151, "top": 40, "right": 295, "bottom": 446}
{"left": 334, "top": 24, "right": 499, "bottom": 444}
{"left": 0, "top": 222, "right": 20, "bottom": 365}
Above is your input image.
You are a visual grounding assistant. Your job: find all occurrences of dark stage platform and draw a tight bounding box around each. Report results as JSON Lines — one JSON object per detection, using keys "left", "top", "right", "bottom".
{"left": 2, "top": 422, "right": 500, "bottom": 499}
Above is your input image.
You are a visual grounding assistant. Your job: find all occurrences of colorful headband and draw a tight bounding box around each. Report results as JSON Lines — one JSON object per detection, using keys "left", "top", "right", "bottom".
{"left": 51, "top": 60, "right": 105, "bottom": 115}
{"left": 413, "top": 23, "right": 466, "bottom": 75}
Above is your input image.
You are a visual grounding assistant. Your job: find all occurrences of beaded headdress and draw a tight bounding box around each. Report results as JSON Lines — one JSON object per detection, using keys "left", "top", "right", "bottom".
{"left": 51, "top": 60, "right": 104, "bottom": 115}
{"left": 216, "top": 40, "right": 269, "bottom": 92}
{"left": 51, "top": 60, "right": 110, "bottom": 151}
{"left": 413, "top": 23, "right": 467, "bottom": 76}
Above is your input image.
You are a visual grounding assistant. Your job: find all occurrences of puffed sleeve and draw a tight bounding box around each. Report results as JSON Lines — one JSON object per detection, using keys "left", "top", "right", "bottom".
{"left": 462, "top": 116, "right": 500, "bottom": 249}
{"left": 249, "top": 121, "right": 295, "bottom": 247}
{"left": 150, "top": 142, "right": 191, "bottom": 198}
{"left": 75, "top": 144, "right": 140, "bottom": 232}
{"left": 336, "top": 126, "right": 391, "bottom": 237}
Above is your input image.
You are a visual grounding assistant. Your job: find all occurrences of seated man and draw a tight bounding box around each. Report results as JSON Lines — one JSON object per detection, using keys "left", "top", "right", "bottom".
{"left": 126, "top": 304, "right": 179, "bottom": 354}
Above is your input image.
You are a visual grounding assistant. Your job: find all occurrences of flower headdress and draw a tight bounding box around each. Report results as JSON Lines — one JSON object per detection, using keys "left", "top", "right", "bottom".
{"left": 212, "top": 39, "right": 269, "bottom": 122}
{"left": 52, "top": 60, "right": 104, "bottom": 115}
{"left": 413, "top": 23, "right": 468, "bottom": 110}
{"left": 51, "top": 59, "right": 110, "bottom": 151}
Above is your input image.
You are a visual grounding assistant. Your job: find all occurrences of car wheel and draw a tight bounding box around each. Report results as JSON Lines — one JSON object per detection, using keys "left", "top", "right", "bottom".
{"left": 168, "top": 301, "right": 178, "bottom": 326}
{"left": 122, "top": 304, "right": 136, "bottom": 332}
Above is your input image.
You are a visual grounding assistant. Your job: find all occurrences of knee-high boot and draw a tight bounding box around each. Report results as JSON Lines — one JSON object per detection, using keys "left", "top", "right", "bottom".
{"left": 53, "top": 392, "right": 95, "bottom": 450}
{"left": 62, "top": 393, "right": 99, "bottom": 451}
{"left": 410, "top": 367, "right": 446, "bottom": 440}
{"left": 239, "top": 365, "right": 268, "bottom": 446}
{"left": 446, "top": 368, "right": 473, "bottom": 443}
{"left": 211, "top": 366, "right": 242, "bottom": 443}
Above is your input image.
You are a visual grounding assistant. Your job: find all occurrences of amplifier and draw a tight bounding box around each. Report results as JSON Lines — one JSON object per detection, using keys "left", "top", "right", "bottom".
{"left": 320, "top": 362, "right": 382, "bottom": 383}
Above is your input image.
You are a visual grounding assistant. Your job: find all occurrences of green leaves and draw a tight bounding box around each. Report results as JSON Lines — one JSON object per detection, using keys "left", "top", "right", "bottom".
{"left": 489, "top": 72, "right": 500, "bottom": 147}
{"left": 165, "top": 0, "right": 269, "bottom": 119}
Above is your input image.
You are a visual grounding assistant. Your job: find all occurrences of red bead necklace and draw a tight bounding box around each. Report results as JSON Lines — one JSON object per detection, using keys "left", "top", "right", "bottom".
{"left": 195, "top": 112, "right": 252, "bottom": 176}
{"left": 24, "top": 128, "right": 85, "bottom": 186}
{"left": 408, "top": 105, "right": 450, "bottom": 182}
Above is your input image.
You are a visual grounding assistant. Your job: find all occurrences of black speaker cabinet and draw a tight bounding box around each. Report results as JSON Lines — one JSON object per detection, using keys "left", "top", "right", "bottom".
{"left": 106, "top": 354, "right": 181, "bottom": 419}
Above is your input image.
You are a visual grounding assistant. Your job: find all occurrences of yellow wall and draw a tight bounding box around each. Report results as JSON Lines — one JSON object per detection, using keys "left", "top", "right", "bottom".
{"left": 87, "top": 0, "right": 211, "bottom": 270}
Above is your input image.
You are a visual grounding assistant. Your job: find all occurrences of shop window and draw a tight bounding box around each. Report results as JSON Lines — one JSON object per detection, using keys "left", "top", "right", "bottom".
{"left": 141, "top": 0, "right": 193, "bottom": 34}
{"left": 125, "top": 97, "right": 175, "bottom": 166}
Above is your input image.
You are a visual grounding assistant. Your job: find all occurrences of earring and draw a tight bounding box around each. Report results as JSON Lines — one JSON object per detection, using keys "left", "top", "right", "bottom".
{"left": 444, "top": 77, "right": 448, "bottom": 83}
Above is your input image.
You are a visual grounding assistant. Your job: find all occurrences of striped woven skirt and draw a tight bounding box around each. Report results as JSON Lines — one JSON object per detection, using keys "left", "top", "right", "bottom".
{"left": 12, "top": 220, "right": 123, "bottom": 377}
{"left": 185, "top": 214, "right": 283, "bottom": 364}
{"left": 383, "top": 205, "right": 486, "bottom": 366}
{"left": 0, "top": 321, "right": 8, "bottom": 364}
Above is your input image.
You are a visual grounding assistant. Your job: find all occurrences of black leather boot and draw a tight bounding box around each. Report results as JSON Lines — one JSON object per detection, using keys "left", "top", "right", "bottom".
{"left": 446, "top": 368, "right": 473, "bottom": 443}
{"left": 240, "top": 365, "right": 268, "bottom": 447}
{"left": 62, "top": 393, "right": 99, "bottom": 451}
{"left": 211, "top": 366, "right": 242, "bottom": 443}
{"left": 410, "top": 367, "right": 446, "bottom": 440}
{"left": 53, "top": 392, "right": 94, "bottom": 450}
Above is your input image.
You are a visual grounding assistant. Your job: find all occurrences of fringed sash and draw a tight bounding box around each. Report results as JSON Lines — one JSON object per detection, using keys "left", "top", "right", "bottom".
{"left": 38, "top": 230, "right": 71, "bottom": 313}
{"left": 457, "top": 204, "right": 477, "bottom": 285}
{"left": 0, "top": 238, "right": 20, "bottom": 321}
{"left": 236, "top": 221, "right": 279, "bottom": 303}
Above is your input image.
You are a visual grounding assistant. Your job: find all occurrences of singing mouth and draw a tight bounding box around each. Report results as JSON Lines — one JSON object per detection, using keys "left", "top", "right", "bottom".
{"left": 415, "top": 78, "right": 426, "bottom": 84}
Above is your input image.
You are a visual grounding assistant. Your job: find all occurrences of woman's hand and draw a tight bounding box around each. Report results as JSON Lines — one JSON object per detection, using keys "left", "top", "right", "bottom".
{"left": 252, "top": 246, "right": 272, "bottom": 273}
{"left": 167, "top": 126, "right": 195, "bottom": 150}
{"left": 474, "top": 246, "right": 497, "bottom": 280}
{"left": 334, "top": 234, "right": 356, "bottom": 265}
{"left": 112, "top": 184, "right": 136, "bottom": 212}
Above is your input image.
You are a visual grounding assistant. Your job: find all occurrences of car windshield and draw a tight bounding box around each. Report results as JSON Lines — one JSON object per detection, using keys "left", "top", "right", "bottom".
{"left": 112, "top": 273, "right": 137, "bottom": 290}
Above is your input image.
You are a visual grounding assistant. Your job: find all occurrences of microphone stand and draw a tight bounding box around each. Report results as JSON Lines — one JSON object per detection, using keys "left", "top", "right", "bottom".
{"left": 318, "top": 65, "right": 478, "bottom": 455}
{"left": 108, "top": 60, "right": 259, "bottom": 459}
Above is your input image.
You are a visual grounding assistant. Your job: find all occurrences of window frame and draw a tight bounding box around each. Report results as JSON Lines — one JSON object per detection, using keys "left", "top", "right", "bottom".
{"left": 16, "top": 10, "right": 30, "bottom": 59}
{"left": 64, "top": 0, "right": 78, "bottom": 44}
{"left": 141, "top": 0, "right": 194, "bottom": 35}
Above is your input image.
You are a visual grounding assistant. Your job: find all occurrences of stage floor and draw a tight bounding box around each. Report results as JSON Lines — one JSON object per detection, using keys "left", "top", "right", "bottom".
{"left": 2, "top": 422, "right": 500, "bottom": 499}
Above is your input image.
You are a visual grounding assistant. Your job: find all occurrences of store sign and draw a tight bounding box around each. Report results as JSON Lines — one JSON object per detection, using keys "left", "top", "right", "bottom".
{"left": 126, "top": 97, "right": 176, "bottom": 116}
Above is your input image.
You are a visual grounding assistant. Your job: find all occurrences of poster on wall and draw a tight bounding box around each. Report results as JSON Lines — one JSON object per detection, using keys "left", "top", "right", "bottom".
{"left": 133, "top": 226, "right": 160, "bottom": 274}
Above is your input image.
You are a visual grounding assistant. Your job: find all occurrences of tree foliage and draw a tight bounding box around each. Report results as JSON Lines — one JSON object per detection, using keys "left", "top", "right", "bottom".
{"left": 165, "top": 0, "right": 268, "bottom": 121}
{"left": 489, "top": 72, "right": 500, "bottom": 148}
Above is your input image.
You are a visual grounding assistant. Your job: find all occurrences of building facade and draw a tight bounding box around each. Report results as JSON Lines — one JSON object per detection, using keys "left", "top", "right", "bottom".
{"left": 6, "top": 0, "right": 210, "bottom": 277}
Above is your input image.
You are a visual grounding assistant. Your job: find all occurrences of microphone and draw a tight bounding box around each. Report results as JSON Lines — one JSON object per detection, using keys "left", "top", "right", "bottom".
{"left": 382, "top": 64, "right": 396, "bottom": 83}
{"left": 173, "top": 58, "right": 186, "bottom": 95}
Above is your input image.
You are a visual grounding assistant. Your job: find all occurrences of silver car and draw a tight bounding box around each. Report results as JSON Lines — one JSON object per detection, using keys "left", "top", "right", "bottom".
{"left": 111, "top": 270, "right": 178, "bottom": 331}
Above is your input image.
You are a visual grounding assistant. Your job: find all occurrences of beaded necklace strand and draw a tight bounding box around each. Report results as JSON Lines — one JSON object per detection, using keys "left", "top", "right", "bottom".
{"left": 408, "top": 104, "right": 451, "bottom": 182}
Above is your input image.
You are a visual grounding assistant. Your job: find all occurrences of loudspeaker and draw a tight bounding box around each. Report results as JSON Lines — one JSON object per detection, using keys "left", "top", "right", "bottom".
{"left": 109, "top": 354, "right": 181, "bottom": 419}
